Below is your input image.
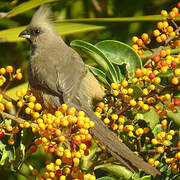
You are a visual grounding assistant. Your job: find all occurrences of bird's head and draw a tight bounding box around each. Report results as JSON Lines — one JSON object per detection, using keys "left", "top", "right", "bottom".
{"left": 19, "top": 5, "right": 58, "bottom": 46}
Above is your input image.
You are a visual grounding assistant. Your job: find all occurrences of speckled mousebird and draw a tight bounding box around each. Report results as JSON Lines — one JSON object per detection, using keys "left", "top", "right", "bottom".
{"left": 19, "top": 5, "right": 160, "bottom": 176}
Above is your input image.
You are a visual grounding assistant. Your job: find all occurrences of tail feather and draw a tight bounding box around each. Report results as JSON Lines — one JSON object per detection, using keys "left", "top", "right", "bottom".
{"left": 82, "top": 105, "right": 160, "bottom": 176}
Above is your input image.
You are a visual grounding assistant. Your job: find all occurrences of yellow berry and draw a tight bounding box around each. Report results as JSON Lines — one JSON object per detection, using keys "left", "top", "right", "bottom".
{"left": 130, "top": 99, "right": 137, "bottom": 106}
{"left": 29, "top": 96, "right": 36, "bottom": 103}
{"left": 34, "top": 103, "right": 42, "bottom": 111}
{"left": 121, "top": 80, "right": 128, "bottom": 87}
{"left": 151, "top": 138, "right": 158, "bottom": 145}
{"left": 157, "top": 146, "right": 164, "bottom": 154}
{"left": 0, "top": 68, "right": 6, "bottom": 75}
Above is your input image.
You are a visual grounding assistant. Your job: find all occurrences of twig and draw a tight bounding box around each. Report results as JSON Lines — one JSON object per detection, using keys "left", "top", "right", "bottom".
{"left": 140, "top": 147, "right": 179, "bottom": 154}
{"left": 0, "top": 89, "right": 17, "bottom": 106}
{"left": 90, "top": 157, "right": 116, "bottom": 170}
{"left": 90, "top": 0, "right": 102, "bottom": 13}
{"left": 0, "top": 111, "right": 37, "bottom": 128}
{"left": 144, "top": 25, "right": 180, "bottom": 67}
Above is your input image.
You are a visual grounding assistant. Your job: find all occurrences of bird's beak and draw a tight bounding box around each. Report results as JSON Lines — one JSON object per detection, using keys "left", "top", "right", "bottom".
{"left": 19, "top": 29, "right": 31, "bottom": 39}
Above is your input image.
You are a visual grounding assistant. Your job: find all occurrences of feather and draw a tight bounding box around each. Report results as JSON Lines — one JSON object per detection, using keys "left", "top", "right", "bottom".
{"left": 30, "top": 5, "right": 52, "bottom": 27}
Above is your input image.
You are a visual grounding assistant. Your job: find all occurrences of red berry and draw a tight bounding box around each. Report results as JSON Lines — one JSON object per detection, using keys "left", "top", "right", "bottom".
{"left": 29, "top": 145, "right": 37, "bottom": 153}
{"left": 84, "top": 140, "right": 91, "bottom": 148}
{"left": 171, "top": 61, "right": 178, "bottom": 68}
{"left": 153, "top": 56, "right": 160, "bottom": 63}
{"left": 56, "top": 169, "right": 62, "bottom": 176}
{"left": 177, "top": 2, "right": 180, "bottom": 9}
{"left": 174, "top": 99, "right": 180, "bottom": 106}
{"left": 160, "top": 60, "right": 167, "bottom": 66}
{"left": 0, "top": 130, "right": 5, "bottom": 138}
{"left": 149, "top": 73, "right": 155, "bottom": 80}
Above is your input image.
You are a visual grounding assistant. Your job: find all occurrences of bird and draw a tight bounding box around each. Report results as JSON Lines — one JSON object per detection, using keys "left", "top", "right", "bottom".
{"left": 19, "top": 5, "right": 160, "bottom": 176}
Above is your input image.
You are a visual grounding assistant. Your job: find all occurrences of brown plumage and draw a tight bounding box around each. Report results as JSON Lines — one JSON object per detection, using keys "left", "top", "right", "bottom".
{"left": 19, "top": 5, "right": 160, "bottom": 176}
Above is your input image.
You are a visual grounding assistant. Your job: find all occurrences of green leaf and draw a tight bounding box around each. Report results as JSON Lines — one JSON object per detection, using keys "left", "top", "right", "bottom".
{"left": 130, "top": 85, "right": 142, "bottom": 98}
{"left": 7, "top": 0, "right": 58, "bottom": 18}
{"left": 0, "top": 23, "right": 105, "bottom": 43}
{"left": 86, "top": 65, "right": 111, "bottom": 89}
{"left": 167, "top": 111, "right": 180, "bottom": 127}
{"left": 152, "top": 124, "right": 162, "bottom": 137}
{"left": 13, "top": 143, "right": 25, "bottom": 170}
{"left": 142, "top": 109, "right": 159, "bottom": 129}
{"left": 71, "top": 40, "right": 118, "bottom": 82}
{"left": 97, "top": 177, "right": 116, "bottom": 180}
{"left": 80, "top": 140, "right": 98, "bottom": 170}
{"left": 6, "top": 82, "right": 28, "bottom": 100}
{"left": 95, "top": 40, "right": 142, "bottom": 78}
{"left": 157, "top": 71, "right": 173, "bottom": 77}
{"left": 95, "top": 163, "right": 133, "bottom": 179}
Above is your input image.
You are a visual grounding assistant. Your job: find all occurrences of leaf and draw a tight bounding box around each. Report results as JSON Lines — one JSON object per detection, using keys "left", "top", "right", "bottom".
{"left": 130, "top": 85, "right": 142, "bottom": 98}
{"left": 7, "top": 0, "right": 58, "bottom": 18}
{"left": 6, "top": 82, "right": 28, "bottom": 100}
{"left": 86, "top": 65, "right": 111, "bottom": 89}
{"left": 152, "top": 124, "right": 162, "bottom": 137}
{"left": 0, "top": 23, "right": 105, "bottom": 43}
{"left": 13, "top": 143, "right": 25, "bottom": 170}
{"left": 167, "top": 111, "right": 180, "bottom": 127}
{"left": 97, "top": 177, "right": 116, "bottom": 180}
{"left": 95, "top": 163, "right": 133, "bottom": 179}
{"left": 96, "top": 40, "right": 142, "bottom": 78}
{"left": 80, "top": 140, "right": 98, "bottom": 170}
{"left": 71, "top": 40, "right": 118, "bottom": 82}
{"left": 142, "top": 109, "right": 159, "bottom": 129}
{"left": 157, "top": 71, "right": 173, "bottom": 77}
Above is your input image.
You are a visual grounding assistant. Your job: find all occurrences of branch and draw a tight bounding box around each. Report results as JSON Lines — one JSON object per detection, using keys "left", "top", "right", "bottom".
{"left": 140, "top": 147, "right": 179, "bottom": 154}
{"left": 0, "top": 111, "right": 37, "bottom": 128}
{"left": 0, "top": 89, "right": 17, "bottom": 106}
{"left": 144, "top": 25, "right": 180, "bottom": 67}
{"left": 90, "top": 0, "right": 102, "bottom": 13}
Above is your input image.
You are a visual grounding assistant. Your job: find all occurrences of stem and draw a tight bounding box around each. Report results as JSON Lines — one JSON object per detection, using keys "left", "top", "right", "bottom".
{"left": 140, "top": 147, "right": 179, "bottom": 154}
{"left": 144, "top": 25, "right": 180, "bottom": 67}
{"left": 0, "top": 111, "right": 37, "bottom": 128}
{"left": 0, "top": 89, "right": 17, "bottom": 106}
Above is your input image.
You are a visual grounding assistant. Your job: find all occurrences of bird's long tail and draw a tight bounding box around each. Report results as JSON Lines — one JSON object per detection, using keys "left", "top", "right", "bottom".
{"left": 81, "top": 105, "right": 160, "bottom": 176}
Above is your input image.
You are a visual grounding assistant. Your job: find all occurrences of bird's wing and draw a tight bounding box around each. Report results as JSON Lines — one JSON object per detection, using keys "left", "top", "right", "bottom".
{"left": 29, "top": 48, "right": 87, "bottom": 102}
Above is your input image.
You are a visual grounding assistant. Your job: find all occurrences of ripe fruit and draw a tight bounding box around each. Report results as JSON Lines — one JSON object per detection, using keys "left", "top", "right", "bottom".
{"left": 174, "top": 99, "right": 180, "bottom": 106}
{"left": 0, "top": 130, "right": 5, "bottom": 138}
{"left": 30, "top": 145, "right": 37, "bottom": 153}
{"left": 149, "top": 73, "right": 155, "bottom": 80}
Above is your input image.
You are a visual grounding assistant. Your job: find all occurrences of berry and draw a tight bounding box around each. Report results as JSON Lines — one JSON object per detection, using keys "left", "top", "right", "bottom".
{"left": 171, "top": 61, "right": 178, "bottom": 68}
{"left": 30, "top": 145, "right": 37, "bottom": 153}
{"left": 149, "top": 73, "right": 155, "bottom": 80}
{"left": 174, "top": 99, "right": 180, "bottom": 106}
{"left": 0, "top": 130, "right": 5, "bottom": 138}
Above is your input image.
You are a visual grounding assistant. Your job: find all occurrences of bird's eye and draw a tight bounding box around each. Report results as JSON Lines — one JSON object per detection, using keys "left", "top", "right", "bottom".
{"left": 34, "top": 29, "right": 41, "bottom": 35}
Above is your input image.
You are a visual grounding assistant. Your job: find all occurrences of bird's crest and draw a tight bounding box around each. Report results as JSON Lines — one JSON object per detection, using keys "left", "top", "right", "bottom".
{"left": 30, "top": 5, "right": 52, "bottom": 27}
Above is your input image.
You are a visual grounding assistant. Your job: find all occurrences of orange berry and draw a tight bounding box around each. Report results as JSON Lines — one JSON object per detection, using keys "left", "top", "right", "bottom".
{"left": 157, "top": 146, "right": 164, "bottom": 154}
{"left": 135, "top": 68, "right": 142, "bottom": 77}
{"left": 29, "top": 96, "right": 36, "bottom": 103}
{"left": 97, "top": 102, "right": 105, "bottom": 110}
{"left": 141, "top": 33, "right": 149, "bottom": 41}
{"left": 5, "top": 101, "right": 13, "bottom": 110}
{"left": 34, "top": 103, "right": 42, "bottom": 111}
{"left": 6, "top": 66, "right": 13, "bottom": 73}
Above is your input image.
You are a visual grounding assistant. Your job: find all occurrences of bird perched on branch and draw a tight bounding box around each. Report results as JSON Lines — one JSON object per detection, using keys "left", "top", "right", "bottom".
{"left": 19, "top": 5, "right": 160, "bottom": 176}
